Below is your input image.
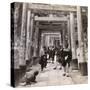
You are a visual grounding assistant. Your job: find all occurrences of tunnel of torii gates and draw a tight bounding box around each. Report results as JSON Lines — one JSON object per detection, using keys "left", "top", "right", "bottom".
{"left": 11, "top": 3, "right": 88, "bottom": 84}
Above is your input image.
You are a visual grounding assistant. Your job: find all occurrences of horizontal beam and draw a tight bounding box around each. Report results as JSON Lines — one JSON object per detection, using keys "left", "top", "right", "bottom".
{"left": 35, "top": 16, "right": 68, "bottom": 21}
{"left": 41, "top": 33, "right": 61, "bottom": 38}
{"left": 41, "top": 32, "right": 61, "bottom": 36}
{"left": 39, "top": 26, "right": 62, "bottom": 30}
{"left": 42, "top": 33, "right": 60, "bottom": 35}
{"left": 28, "top": 3, "right": 77, "bottom": 12}
{"left": 41, "top": 30, "right": 61, "bottom": 34}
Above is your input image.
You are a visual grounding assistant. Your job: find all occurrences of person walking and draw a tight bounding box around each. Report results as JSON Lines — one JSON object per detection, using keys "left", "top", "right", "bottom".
{"left": 61, "top": 48, "right": 72, "bottom": 77}
{"left": 39, "top": 46, "right": 47, "bottom": 71}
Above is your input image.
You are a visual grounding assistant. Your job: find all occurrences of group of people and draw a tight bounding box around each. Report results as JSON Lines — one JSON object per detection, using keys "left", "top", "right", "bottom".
{"left": 39, "top": 45, "right": 72, "bottom": 77}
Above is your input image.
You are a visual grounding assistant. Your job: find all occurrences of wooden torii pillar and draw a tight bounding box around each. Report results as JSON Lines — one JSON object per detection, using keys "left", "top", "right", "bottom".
{"left": 39, "top": 34, "right": 44, "bottom": 56}
{"left": 67, "top": 18, "right": 71, "bottom": 50}
{"left": 29, "top": 13, "right": 34, "bottom": 58}
{"left": 62, "top": 23, "right": 66, "bottom": 49}
{"left": 13, "top": 3, "right": 20, "bottom": 69}
{"left": 25, "top": 10, "right": 35, "bottom": 64}
{"left": 70, "top": 12, "right": 78, "bottom": 70}
{"left": 19, "top": 3, "right": 27, "bottom": 67}
{"left": 77, "top": 6, "right": 87, "bottom": 75}
{"left": 25, "top": 10, "right": 31, "bottom": 62}
{"left": 33, "top": 22, "right": 39, "bottom": 57}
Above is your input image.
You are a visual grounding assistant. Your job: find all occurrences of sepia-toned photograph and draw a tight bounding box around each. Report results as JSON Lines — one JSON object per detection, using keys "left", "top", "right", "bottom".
{"left": 11, "top": 2, "right": 88, "bottom": 87}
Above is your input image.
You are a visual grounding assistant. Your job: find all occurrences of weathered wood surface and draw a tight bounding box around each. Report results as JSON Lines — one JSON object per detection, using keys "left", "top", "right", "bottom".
{"left": 28, "top": 3, "right": 77, "bottom": 12}
{"left": 19, "top": 3, "right": 27, "bottom": 66}
{"left": 70, "top": 12, "right": 77, "bottom": 59}
{"left": 25, "top": 10, "right": 31, "bottom": 61}
{"left": 77, "top": 6, "right": 85, "bottom": 63}
{"left": 14, "top": 3, "right": 22, "bottom": 69}
{"left": 35, "top": 16, "right": 68, "bottom": 21}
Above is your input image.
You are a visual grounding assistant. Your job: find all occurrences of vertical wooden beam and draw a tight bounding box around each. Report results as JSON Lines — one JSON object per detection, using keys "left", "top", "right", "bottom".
{"left": 29, "top": 13, "right": 34, "bottom": 58}
{"left": 41, "top": 34, "right": 44, "bottom": 48}
{"left": 25, "top": 10, "right": 31, "bottom": 61}
{"left": 47, "top": 35, "right": 49, "bottom": 47}
{"left": 67, "top": 19, "right": 71, "bottom": 49}
{"left": 43, "top": 34, "right": 45, "bottom": 47}
{"left": 39, "top": 34, "right": 44, "bottom": 56}
{"left": 14, "top": 3, "right": 20, "bottom": 69}
{"left": 59, "top": 33, "right": 62, "bottom": 46}
{"left": 19, "top": 3, "right": 27, "bottom": 66}
{"left": 62, "top": 23, "right": 65, "bottom": 48}
{"left": 70, "top": 12, "right": 78, "bottom": 70}
{"left": 60, "top": 30, "right": 63, "bottom": 47}
{"left": 77, "top": 6, "right": 87, "bottom": 75}
{"left": 33, "top": 22, "right": 39, "bottom": 57}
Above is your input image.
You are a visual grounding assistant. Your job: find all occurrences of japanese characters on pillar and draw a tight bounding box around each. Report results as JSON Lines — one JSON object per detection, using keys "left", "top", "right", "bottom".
{"left": 14, "top": 3, "right": 22, "bottom": 69}
{"left": 81, "top": 7, "right": 88, "bottom": 63}
{"left": 70, "top": 12, "right": 78, "bottom": 69}
{"left": 77, "top": 6, "right": 85, "bottom": 63}
{"left": 70, "top": 12, "right": 76, "bottom": 60}
{"left": 19, "top": 3, "right": 27, "bottom": 66}
{"left": 77, "top": 6, "right": 87, "bottom": 75}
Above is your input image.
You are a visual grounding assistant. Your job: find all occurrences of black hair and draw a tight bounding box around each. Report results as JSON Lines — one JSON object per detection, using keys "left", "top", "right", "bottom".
{"left": 34, "top": 71, "right": 39, "bottom": 76}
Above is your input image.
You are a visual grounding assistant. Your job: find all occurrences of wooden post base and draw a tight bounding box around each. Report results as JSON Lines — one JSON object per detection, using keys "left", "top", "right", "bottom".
{"left": 71, "top": 59, "right": 78, "bottom": 70}
{"left": 79, "top": 62, "right": 88, "bottom": 76}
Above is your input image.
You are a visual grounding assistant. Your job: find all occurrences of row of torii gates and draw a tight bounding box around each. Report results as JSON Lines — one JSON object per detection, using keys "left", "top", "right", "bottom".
{"left": 12, "top": 3, "right": 87, "bottom": 85}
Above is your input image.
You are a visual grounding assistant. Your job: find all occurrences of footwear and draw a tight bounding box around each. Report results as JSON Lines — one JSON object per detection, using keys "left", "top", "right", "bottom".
{"left": 59, "top": 67, "right": 62, "bottom": 70}
{"left": 53, "top": 67, "right": 56, "bottom": 70}
{"left": 66, "top": 75, "right": 69, "bottom": 77}
{"left": 63, "top": 73, "right": 66, "bottom": 76}
{"left": 66, "top": 74, "right": 70, "bottom": 77}
{"left": 33, "top": 81, "right": 37, "bottom": 83}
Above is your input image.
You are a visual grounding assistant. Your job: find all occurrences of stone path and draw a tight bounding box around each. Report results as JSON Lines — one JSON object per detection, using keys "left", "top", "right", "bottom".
{"left": 18, "top": 63, "right": 88, "bottom": 87}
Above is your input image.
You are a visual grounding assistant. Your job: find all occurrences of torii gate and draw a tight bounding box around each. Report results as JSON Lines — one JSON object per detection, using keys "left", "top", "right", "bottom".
{"left": 18, "top": 3, "right": 87, "bottom": 75}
